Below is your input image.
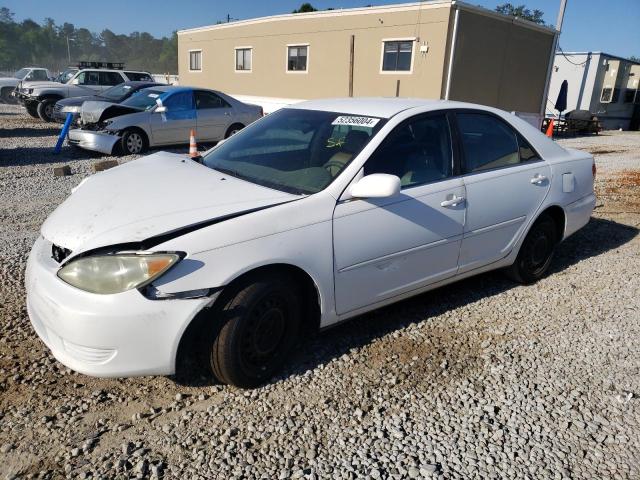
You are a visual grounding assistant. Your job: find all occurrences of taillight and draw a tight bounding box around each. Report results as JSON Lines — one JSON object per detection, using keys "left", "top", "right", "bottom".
{"left": 592, "top": 160, "right": 597, "bottom": 179}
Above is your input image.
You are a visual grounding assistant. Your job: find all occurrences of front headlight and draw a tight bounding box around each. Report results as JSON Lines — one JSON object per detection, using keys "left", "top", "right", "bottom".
{"left": 62, "top": 105, "right": 81, "bottom": 113}
{"left": 57, "top": 253, "right": 181, "bottom": 294}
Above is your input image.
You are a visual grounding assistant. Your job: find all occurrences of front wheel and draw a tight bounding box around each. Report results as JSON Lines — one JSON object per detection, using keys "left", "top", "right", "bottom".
{"left": 37, "top": 99, "right": 56, "bottom": 122}
{"left": 119, "top": 129, "right": 148, "bottom": 155}
{"left": 1, "top": 87, "right": 18, "bottom": 105}
{"left": 506, "top": 213, "right": 558, "bottom": 284}
{"left": 204, "top": 273, "right": 302, "bottom": 388}
{"left": 25, "top": 103, "right": 39, "bottom": 118}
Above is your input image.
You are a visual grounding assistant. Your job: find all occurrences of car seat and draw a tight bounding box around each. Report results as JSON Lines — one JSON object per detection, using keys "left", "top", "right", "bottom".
{"left": 324, "top": 130, "right": 370, "bottom": 176}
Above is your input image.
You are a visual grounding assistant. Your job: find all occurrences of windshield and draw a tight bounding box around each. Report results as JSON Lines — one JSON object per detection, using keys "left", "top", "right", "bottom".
{"left": 14, "top": 68, "right": 29, "bottom": 80}
{"left": 100, "top": 83, "right": 133, "bottom": 101}
{"left": 203, "top": 108, "right": 386, "bottom": 195}
{"left": 120, "top": 89, "right": 164, "bottom": 111}
{"left": 60, "top": 69, "right": 77, "bottom": 84}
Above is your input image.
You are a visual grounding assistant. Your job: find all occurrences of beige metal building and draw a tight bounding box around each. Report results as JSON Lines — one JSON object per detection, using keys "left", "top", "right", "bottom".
{"left": 178, "top": 1, "right": 556, "bottom": 121}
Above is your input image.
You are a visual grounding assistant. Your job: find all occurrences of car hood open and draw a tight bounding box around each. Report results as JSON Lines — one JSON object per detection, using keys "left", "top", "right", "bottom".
{"left": 41, "top": 151, "right": 298, "bottom": 254}
{"left": 79, "top": 101, "right": 141, "bottom": 124}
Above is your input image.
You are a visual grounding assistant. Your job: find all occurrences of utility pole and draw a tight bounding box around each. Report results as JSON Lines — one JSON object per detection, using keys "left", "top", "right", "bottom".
{"left": 556, "top": 0, "right": 567, "bottom": 31}
{"left": 66, "top": 36, "right": 71, "bottom": 64}
{"left": 539, "top": 0, "right": 568, "bottom": 125}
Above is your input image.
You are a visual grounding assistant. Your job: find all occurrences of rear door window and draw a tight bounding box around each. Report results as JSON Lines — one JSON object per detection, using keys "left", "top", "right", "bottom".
{"left": 99, "top": 71, "right": 123, "bottom": 86}
{"left": 195, "top": 91, "right": 230, "bottom": 109}
{"left": 456, "top": 113, "right": 521, "bottom": 173}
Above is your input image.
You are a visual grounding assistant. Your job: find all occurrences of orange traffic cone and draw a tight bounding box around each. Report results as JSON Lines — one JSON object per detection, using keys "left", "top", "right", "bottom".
{"left": 189, "top": 129, "right": 199, "bottom": 158}
{"left": 545, "top": 118, "right": 554, "bottom": 138}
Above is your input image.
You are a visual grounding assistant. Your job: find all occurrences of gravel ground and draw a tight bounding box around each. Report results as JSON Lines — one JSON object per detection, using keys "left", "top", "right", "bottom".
{"left": 1, "top": 104, "right": 639, "bottom": 479}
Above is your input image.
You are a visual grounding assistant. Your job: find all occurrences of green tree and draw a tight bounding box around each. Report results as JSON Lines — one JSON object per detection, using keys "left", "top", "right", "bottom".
{"left": 495, "top": 3, "right": 546, "bottom": 25}
{"left": 292, "top": 3, "right": 317, "bottom": 13}
{"left": 0, "top": 8, "right": 178, "bottom": 73}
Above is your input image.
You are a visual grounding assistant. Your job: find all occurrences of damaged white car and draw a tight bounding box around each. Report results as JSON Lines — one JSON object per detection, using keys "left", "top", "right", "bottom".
{"left": 68, "top": 86, "right": 263, "bottom": 155}
{"left": 26, "top": 99, "right": 596, "bottom": 388}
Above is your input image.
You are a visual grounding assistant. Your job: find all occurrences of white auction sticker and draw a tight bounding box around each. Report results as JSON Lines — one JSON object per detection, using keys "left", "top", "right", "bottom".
{"left": 148, "top": 93, "right": 159, "bottom": 98}
{"left": 332, "top": 116, "right": 380, "bottom": 127}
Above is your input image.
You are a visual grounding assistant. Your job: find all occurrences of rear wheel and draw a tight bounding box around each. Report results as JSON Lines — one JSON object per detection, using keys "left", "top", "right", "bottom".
{"left": 25, "top": 103, "right": 39, "bottom": 118}
{"left": 120, "top": 129, "right": 148, "bottom": 155}
{"left": 203, "top": 273, "right": 302, "bottom": 388}
{"left": 225, "top": 123, "right": 244, "bottom": 139}
{"left": 37, "top": 99, "right": 57, "bottom": 122}
{"left": 506, "top": 213, "right": 558, "bottom": 284}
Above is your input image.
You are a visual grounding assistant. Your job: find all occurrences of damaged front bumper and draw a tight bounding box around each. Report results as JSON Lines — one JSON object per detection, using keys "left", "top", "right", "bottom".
{"left": 26, "top": 236, "right": 210, "bottom": 377}
{"left": 68, "top": 129, "right": 120, "bottom": 155}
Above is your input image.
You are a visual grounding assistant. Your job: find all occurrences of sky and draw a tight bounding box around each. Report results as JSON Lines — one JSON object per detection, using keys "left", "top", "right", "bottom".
{"left": 2, "top": 0, "right": 639, "bottom": 58}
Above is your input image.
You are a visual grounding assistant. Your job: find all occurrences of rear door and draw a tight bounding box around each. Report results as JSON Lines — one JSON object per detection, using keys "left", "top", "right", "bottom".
{"left": 149, "top": 90, "right": 196, "bottom": 145}
{"left": 195, "top": 90, "right": 232, "bottom": 141}
{"left": 455, "top": 111, "right": 551, "bottom": 273}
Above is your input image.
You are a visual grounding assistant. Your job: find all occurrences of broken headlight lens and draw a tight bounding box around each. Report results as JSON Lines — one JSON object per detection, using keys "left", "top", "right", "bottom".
{"left": 57, "top": 253, "right": 181, "bottom": 294}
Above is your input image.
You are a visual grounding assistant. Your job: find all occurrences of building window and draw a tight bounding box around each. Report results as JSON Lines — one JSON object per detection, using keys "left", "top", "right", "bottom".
{"left": 382, "top": 40, "right": 413, "bottom": 72}
{"left": 235, "top": 48, "right": 252, "bottom": 72}
{"left": 600, "top": 87, "right": 613, "bottom": 103}
{"left": 623, "top": 89, "right": 637, "bottom": 104}
{"left": 611, "top": 88, "right": 621, "bottom": 103}
{"left": 287, "top": 45, "right": 308, "bottom": 72}
{"left": 189, "top": 50, "right": 202, "bottom": 71}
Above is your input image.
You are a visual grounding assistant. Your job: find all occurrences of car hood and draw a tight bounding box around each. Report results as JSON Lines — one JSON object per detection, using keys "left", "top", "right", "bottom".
{"left": 41, "top": 151, "right": 298, "bottom": 254}
{"left": 57, "top": 95, "right": 101, "bottom": 107}
{"left": 0, "top": 77, "right": 18, "bottom": 86}
{"left": 21, "top": 80, "right": 63, "bottom": 89}
{"left": 80, "top": 100, "right": 139, "bottom": 124}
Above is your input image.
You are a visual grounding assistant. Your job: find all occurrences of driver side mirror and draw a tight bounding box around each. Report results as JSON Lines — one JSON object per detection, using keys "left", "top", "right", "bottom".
{"left": 155, "top": 105, "right": 167, "bottom": 113}
{"left": 349, "top": 174, "right": 401, "bottom": 199}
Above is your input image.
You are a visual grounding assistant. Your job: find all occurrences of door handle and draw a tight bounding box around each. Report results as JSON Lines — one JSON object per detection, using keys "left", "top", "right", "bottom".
{"left": 440, "top": 195, "right": 465, "bottom": 207}
{"left": 530, "top": 174, "right": 547, "bottom": 185}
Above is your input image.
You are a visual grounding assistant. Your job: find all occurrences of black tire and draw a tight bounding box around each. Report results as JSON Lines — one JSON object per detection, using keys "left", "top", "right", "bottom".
{"left": 37, "top": 99, "right": 57, "bottom": 122}
{"left": 1, "top": 87, "right": 18, "bottom": 105}
{"left": 119, "top": 129, "right": 148, "bottom": 155}
{"left": 205, "top": 273, "right": 302, "bottom": 388}
{"left": 25, "top": 103, "right": 39, "bottom": 118}
{"left": 224, "top": 123, "right": 244, "bottom": 139}
{"left": 506, "top": 213, "right": 558, "bottom": 284}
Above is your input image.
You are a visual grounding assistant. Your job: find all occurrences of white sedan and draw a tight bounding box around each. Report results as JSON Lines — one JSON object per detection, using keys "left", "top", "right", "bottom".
{"left": 26, "top": 98, "right": 596, "bottom": 388}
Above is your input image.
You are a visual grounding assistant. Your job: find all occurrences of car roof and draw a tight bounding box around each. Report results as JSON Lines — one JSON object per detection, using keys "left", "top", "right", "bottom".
{"left": 137, "top": 86, "right": 218, "bottom": 95}
{"left": 139, "top": 85, "right": 188, "bottom": 94}
{"left": 287, "top": 97, "right": 499, "bottom": 119}
{"left": 121, "top": 81, "right": 164, "bottom": 87}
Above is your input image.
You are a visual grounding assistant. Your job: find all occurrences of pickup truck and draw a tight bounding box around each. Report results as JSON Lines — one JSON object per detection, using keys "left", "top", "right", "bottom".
{"left": 13, "top": 67, "right": 153, "bottom": 121}
{"left": 0, "top": 67, "right": 51, "bottom": 104}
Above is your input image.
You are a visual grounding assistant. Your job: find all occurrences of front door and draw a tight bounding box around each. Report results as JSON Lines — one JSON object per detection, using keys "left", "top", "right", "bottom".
{"left": 454, "top": 112, "right": 552, "bottom": 273}
{"left": 333, "top": 112, "right": 465, "bottom": 314}
{"left": 150, "top": 90, "right": 197, "bottom": 145}
{"left": 195, "top": 90, "right": 232, "bottom": 141}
